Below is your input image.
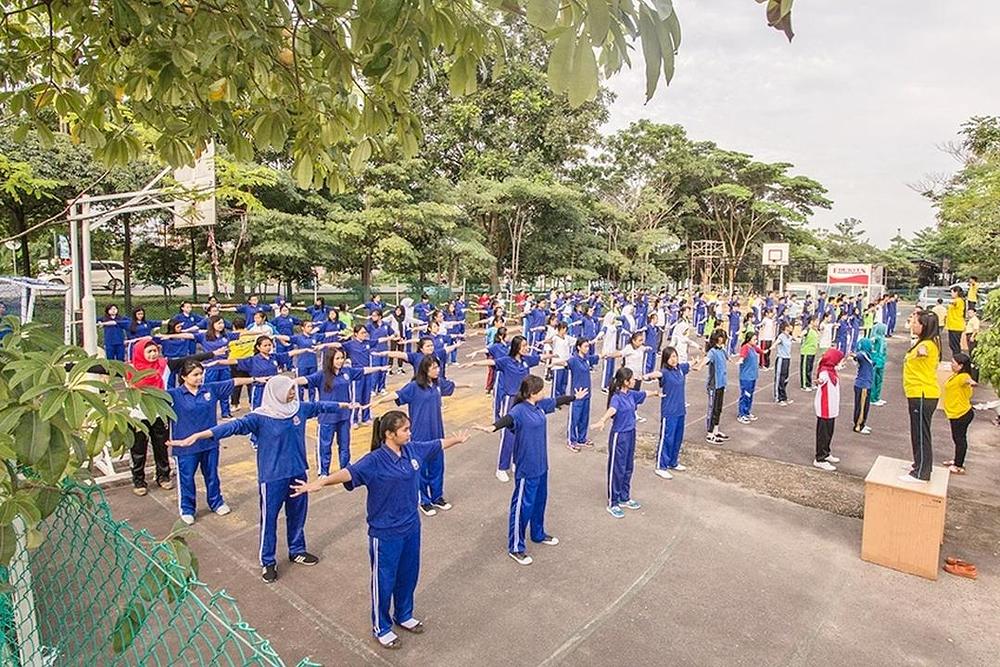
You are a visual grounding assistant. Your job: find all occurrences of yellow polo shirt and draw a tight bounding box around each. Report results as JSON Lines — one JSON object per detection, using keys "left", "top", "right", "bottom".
{"left": 902, "top": 340, "right": 941, "bottom": 399}
{"left": 943, "top": 372, "right": 973, "bottom": 419}
{"left": 945, "top": 297, "right": 966, "bottom": 332}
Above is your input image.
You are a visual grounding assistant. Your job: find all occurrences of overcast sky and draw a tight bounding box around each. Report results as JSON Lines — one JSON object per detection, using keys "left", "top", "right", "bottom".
{"left": 602, "top": 0, "right": 1000, "bottom": 247}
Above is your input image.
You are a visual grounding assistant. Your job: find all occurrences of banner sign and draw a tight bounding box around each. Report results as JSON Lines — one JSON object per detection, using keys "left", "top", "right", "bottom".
{"left": 827, "top": 263, "right": 872, "bottom": 285}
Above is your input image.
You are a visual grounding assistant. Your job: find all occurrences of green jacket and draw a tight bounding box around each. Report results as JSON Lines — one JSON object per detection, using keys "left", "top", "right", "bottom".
{"left": 800, "top": 328, "right": 819, "bottom": 355}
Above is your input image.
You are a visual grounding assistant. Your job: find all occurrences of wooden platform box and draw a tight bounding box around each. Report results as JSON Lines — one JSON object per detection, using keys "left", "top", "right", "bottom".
{"left": 861, "top": 455, "right": 949, "bottom": 580}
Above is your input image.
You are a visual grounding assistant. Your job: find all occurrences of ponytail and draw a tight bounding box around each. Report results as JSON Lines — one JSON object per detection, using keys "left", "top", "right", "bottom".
{"left": 606, "top": 367, "right": 634, "bottom": 408}
{"left": 371, "top": 410, "right": 410, "bottom": 452}
{"left": 512, "top": 375, "right": 545, "bottom": 406}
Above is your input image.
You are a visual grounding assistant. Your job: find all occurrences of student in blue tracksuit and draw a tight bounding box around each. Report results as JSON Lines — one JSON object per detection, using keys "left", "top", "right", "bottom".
{"left": 727, "top": 307, "right": 742, "bottom": 356}
{"left": 566, "top": 337, "right": 598, "bottom": 451}
{"left": 737, "top": 331, "right": 761, "bottom": 424}
{"left": 365, "top": 309, "right": 395, "bottom": 394}
{"left": 342, "top": 325, "right": 394, "bottom": 426}
{"left": 301, "top": 347, "right": 387, "bottom": 474}
{"left": 463, "top": 335, "right": 545, "bottom": 482}
{"left": 475, "top": 375, "right": 586, "bottom": 566}
{"left": 643, "top": 312, "right": 663, "bottom": 374}
{"left": 271, "top": 304, "right": 302, "bottom": 365}
{"left": 175, "top": 301, "right": 202, "bottom": 354}
{"left": 375, "top": 356, "right": 470, "bottom": 516}
{"left": 167, "top": 360, "right": 260, "bottom": 524}
{"left": 289, "top": 320, "right": 323, "bottom": 402}
{"left": 196, "top": 315, "right": 237, "bottom": 418}
{"left": 291, "top": 411, "right": 471, "bottom": 649}
{"left": 171, "top": 375, "right": 354, "bottom": 583}
{"left": 646, "top": 347, "right": 703, "bottom": 478}
{"left": 306, "top": 297, "right": 330, "bottom": 322}
{"left": 125, "top": 307, "right": 162, "bottom": 348}
{"left": 426, "top": 320, "right": 462, "bottom": 379}
{"left": 97, "top": 304, "right": 128, "bottom": 361}
{"left": 320, "top": 308, "right": 348, "bottom": 340}
{"left": 413, "top": 294, "right": 434, "bottom": 323}
{"left": 214, "top": 336, "right": 286, "bottom": 410}
{"left": 593, "top": 368, "right": 653, "bottom": 519}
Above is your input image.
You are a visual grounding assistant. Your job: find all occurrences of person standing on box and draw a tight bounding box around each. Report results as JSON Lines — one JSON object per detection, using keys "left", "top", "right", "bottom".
{"left": 900, "top": 310, "right": 942, "bottom": 483}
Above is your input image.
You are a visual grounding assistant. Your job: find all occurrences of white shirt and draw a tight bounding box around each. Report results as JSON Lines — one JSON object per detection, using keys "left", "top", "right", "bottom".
{"left": 759, "top": 317, "right": 776, "bottom": 341}
{"left": 551, "top": 334, "right": 572, "bottom": 363}
{"left": 622, "top": 345, "right": 647, "bottom": 376}
{"left": 819, "top": 323, "right": 833, "bottom": 348}
{"left": 670, "top": 320, "right": 694, "bottom": 363}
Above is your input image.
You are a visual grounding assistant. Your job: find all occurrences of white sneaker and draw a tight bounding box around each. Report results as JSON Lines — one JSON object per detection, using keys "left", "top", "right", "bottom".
{"left": 784, "top": 399, "right": 794, "bottom": 405}
{"left": 748, "top": 414, "right": 758, "bottom": 422}
{"left": 671, "top": 464, "right": 687, "bottom": 471}
{"left": 637, "top": 416, "right": 647, "bottom": 423}
{"left": 813, "top": 460, "right": 836, "bottom": 472}
{"left": 495, "top": 469, "right": 510, "bottom": 483}
{"left": 214, "top": 504, "right": 232, "bottom": 516}
{"left": 180, "top": 514, "right": 195, "bottom": 525}
{"left": 825, "top": 456, "right": 840, "bottom": 463}
{"left": 654, "top": 469, "right": 674, "bottom": 480}
{"left": 872, "top": 400, "right": 886, "bottom": 406}
{"left": 777, "top": 401, "right": 788, "bottom": 406}
{"left": 737, "top": 416, "right": 751, "bottom": 425}
{"left": 898, "top": 474, "right": 926, "bottom": 484}
{"left": 861, "top": 426, "right": 872, "bottom": 435}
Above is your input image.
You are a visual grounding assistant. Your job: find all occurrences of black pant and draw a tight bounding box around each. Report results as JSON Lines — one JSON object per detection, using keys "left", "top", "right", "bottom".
{"left": 130, "top": 418, "right": 170, "bottom": 487}
{"left": 815, "top": 417, "right": 835, "bottom": 462}
{"left": 760, "top": 340, "right": 772, "bottom": 368}
{"left": 774, "top": 357, "right": 790, "bottom": 402}
{"left": 947, "top": 330, "right": 962, "bottom": 358}
{"left": 906, "top": 396, "right": 936, "bottom": 480}
{"left": 967, "top": 339, "right": 979, "bottom": 382}
{"left": 800, "top": 354, "right": 815, "bottom": 389}
{"left": 853, "top": 386, "right": 871, "bottom": 431}
{"left": 231, "top": 368, "right": 250, "bottom": 408}
{"left": 949, "top": 409, "right": 974, "bottom": 467}
{"left": 707, "top": 388, "right": 725, "bottom": 431}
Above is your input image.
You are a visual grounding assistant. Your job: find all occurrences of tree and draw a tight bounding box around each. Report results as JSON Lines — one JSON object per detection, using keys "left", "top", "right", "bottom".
{"left": 249, "top": 210, "right": 335, "bottom": 299}
{"left": 685, "top": 148, "right": 831, "bottom": 289}
{"left": 0, "top": 151, "right": 62, "bottom": 275}
{"left": 0, "top": 319, "right": 174, "bottom": 565}
{"left": 1, "top": 1, "right": 795, "bottom": 189}
{"left": 132, "top": 240, "right": 188, "bottom": 299}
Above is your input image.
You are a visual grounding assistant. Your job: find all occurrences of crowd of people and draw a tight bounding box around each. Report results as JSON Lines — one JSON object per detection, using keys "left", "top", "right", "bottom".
{"left": 85, "top": 281, "right": 986, "bottom": 650}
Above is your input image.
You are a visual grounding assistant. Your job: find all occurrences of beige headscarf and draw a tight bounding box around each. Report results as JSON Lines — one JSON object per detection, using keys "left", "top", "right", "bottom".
{"left": 253, "top": 375, "right": 300, "bottom": 419}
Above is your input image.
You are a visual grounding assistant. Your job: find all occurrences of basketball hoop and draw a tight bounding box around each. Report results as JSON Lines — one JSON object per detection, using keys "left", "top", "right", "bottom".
{"left": 172, "top": 141, "right": 217, "bottom": 228}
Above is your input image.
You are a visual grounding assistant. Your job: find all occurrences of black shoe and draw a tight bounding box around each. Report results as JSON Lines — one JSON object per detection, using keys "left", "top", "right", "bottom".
{"left": 430, "top": 498, "right": 452, "bottom": 511}
{"left": 289, "top": 552, "right": 319, "bottom": 566}
{"left": 262, "top": 565, "right": 277, "bottom": 583}
{"left": 419, "top": 503, "right": 438, "bottom": 517}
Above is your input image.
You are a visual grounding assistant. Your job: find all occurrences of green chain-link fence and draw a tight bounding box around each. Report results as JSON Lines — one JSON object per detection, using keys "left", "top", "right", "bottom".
{"left": 0, "top": 482, "right": 315, "bottom": 667}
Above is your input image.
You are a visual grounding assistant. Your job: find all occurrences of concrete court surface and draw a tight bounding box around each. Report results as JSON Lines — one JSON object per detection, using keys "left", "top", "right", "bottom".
{"left": 103, "top": 334, "right": 1000, "bottom": 666}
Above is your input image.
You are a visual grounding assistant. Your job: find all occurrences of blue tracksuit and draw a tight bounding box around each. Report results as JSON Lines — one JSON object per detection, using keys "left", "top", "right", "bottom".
{"left": 289, "top": 333, "right": 321, "bottom": 401}
{"left": 395, "top": 379, "right": 456, "bottom": 506}
{"left": 728, "top": 312, "right": 741, "bottom": 355}
{"left": 99, "top": 317, "right": 127, "bottom": 361}
{"left": 643, "top": 326, "right": 662, "bottom": 373}
{"left": 346, "top": 438, "right": 443, "bottom": 639}
{"left": 607, "top": 390, "right": 646, "bottom": 506}
{"left": 169, "top": 380, "right": 235, "bottom": 516}
{"left": 567, "top": 353, "right": 596, "bottom": 445}
{"left": 494, "top": 354, "right": 541, "bottom": 471}
{"left": 236, "top": 353, "right": 285, "bottom": 409}
{"left": 738, "top": 345, "right": 759, "bottom": 418}
{"left": 656, "top": 364, "right": 690, "bottom": 470}
{"left": 197, "top": 333, "right": 235, "bottom": 417}
{"left": 305, "top": 367, "right": 364, "bottom": 474}
{"left": 343, "top": 338, "right": 378, "bottom": 424}
{"left": 210, "top": 402, "right": 345, "bottom": 566}
{"left": 366, "top": 321, "right": 393, "bottom": 393}
{"left": 502, "top": 398, "right": 563, "bottom": 553}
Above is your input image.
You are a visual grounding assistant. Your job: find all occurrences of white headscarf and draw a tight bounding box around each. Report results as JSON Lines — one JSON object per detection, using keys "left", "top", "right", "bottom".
{"left": 254, "top": 375, "right": 300, "bottom": 419}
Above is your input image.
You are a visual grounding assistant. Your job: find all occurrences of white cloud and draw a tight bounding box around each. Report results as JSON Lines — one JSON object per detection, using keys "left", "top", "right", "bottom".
{"left": 602, "top": 0, "right": 1000, "bottom": 246}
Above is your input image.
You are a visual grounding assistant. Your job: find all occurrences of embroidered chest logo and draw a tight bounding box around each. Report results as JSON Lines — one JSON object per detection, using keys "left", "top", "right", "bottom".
{"left": 293, "top": 416, "right": 301, "bottom": 426}
{"left": 410, "top": 459, "right": 419, "bottom": 471}
{"left": 203, "top": 393, "right": 212, "bottom": 401}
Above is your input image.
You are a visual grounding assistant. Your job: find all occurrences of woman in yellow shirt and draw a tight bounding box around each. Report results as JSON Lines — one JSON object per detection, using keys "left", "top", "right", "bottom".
{"left": 901, "top": 310, "right": 941, "bottom": 482}
{"left": 944, "top": 286, "right": 966, "bottom": 358}
{"left": 943, "top": 352, "right": 976, "bottom": 474}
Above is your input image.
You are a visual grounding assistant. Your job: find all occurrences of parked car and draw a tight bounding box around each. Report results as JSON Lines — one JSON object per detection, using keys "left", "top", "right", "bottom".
{"left": 916, "top": 286, "right": 953, "bottom": 309}
{"left": 39, "top": 261, "right": 126, "bottom": 293}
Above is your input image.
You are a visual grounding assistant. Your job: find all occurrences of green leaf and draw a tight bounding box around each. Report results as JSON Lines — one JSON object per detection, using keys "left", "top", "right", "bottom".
{"left": 638, "top": 8, "right": 662, "bottom": 101}
{"left": 0, "top": 501, "right": 17, "bottom": 526}
{"left": 33, "top": 487, "right": 62, "bottom": 520}
{"left": 651, "top": 0, "right": 674, "bottom": 20}
{"left": 111, "top": 602, "right": 147, "bottom": 655}
{"left": 547, "top": 30, "right": 575, "bottom": 94}
{"left": 0, "top": 525, "right": 15, "bottom": 566}
{"left": 527, "top": 0, "right": 560, "bottom": 30}
{"left": 291, "top": 154, "right": 314, "bottom": 188}
{"left": 567, "top": 40, "right": 599, "bottom": 107}
{"left": 136, "top": 568, "right": 165, "bottom": 602}
{"left": 587, "top": 0, "right": 611, "bottom": 45}
{"left": 13, "top": 412, "right": 51, "bottom": 466}
{"left": 25, "top": 526, "right": 44, "bottom": 550}
{"left": 34, "top": 427, "right": 70, "bottom": 483}
{"left": 39, "top": 388, "right": 67, "bottom": 421}
{"left": 666, "top": 10, "right": 682, "bottom": 51}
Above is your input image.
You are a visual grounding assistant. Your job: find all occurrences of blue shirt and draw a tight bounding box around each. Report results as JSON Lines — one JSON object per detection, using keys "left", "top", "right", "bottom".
{"left": 169, "top": 381, "right": 235, "bottom": 455}
{"left": 99, "top": 317, "right": 127, "bottom": 346}
{"left": 395, "top": 379, "right": 456, "bottom": 441}
{"left": 124, "top": 319, "right": 162, "bottom": 339}
{"left": 506, "top": 398, "right": 559, "bottom": 479}
{"left": 775, "top": 333, "right": 793, "bottom": 359}
{"left": 306, "top": 305, "right": 330, "bottom": 322}
{"left": 855, "top": 352, "right": 874, "bottom": 389}
{"left": 610, "top": 390, "right": 646, "bottom": 433}
{"left": 739, "top": 345, "right": 759, "bottom": 383}
{"left": 706, "top": 347, "right": 728, "bottom": 391}
{"left": 495, "top": 354, "right": 541, "bottom": 397}
{"left": 658, "top": 364, "right": 690, "bottom": 418}
{"left": 289, "top": 333, "right": 321, "bottom": 370}
{"left": 236, "top": 353, "right": 282, "bottom": 378}
{"left": 342, "top": 338, "right": 375, "bottom": 368}
{"left": 365, "top": 322, "right": 392, "bottom": 352}
{"left": 567, "top": 353, "right": 597, "bottom": 392}
{"left": 157, "top": 336, "right": 192, "bottom": 359}
{"left": 346, "top": 439, "right": 442, "bottom": 538}
{"left": 305, "top": 367, "right": 364, "bottom": 423}
{"left": 211, "top": 402, "right": 342, "bottom": 482}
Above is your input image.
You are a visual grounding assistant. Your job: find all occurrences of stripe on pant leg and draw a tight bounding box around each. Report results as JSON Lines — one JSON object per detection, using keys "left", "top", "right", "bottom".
{"left": 258, "top": 482, "right": 266, "bottom": 566}
{"left": 513, "top": 478, "right": 526, "bottom": 553}
{"left": 655, "top": 418, "right": 666, "bottom": 469}
{"left": 175, "top": 456, "right": 183, "bottom": 517}
{"left": 608, "top": 433, "right": 618, "bottom": 506}
{"left": 371, "top": 537, "right": 381, "bottom": 635}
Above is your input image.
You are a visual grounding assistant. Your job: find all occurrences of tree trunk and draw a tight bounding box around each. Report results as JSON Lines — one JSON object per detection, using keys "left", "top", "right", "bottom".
{"left": 207, "top": 224, "right": 220, "bottom": 297}
{"left": 13, "top": 207, "right": 31, "bottom": 276}
{"left": 233, "top": 212, "right": 248, "bottom": 301}
{"left": 361, "top": 253, "right": 372, "bottom": 299}
{"left": 189, "top": 228, "right": 198, "bottom": 302}
{"left": 123, "top": 215, "right": 132, "bottom": 313}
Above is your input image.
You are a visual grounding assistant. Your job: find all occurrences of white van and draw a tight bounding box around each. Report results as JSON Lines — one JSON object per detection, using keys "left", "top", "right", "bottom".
{"left": 39, "top": 261, "right": 126, "bottom": 292}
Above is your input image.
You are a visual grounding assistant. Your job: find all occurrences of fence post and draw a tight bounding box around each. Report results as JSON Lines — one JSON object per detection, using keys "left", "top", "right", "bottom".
{"left": 10, "top": 517, "right": 43, "bottom": 667}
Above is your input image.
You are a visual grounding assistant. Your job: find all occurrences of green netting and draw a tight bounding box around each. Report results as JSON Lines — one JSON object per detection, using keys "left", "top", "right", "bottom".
{"left": 0, "top": 482, "right": 317, "bottom": 667}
